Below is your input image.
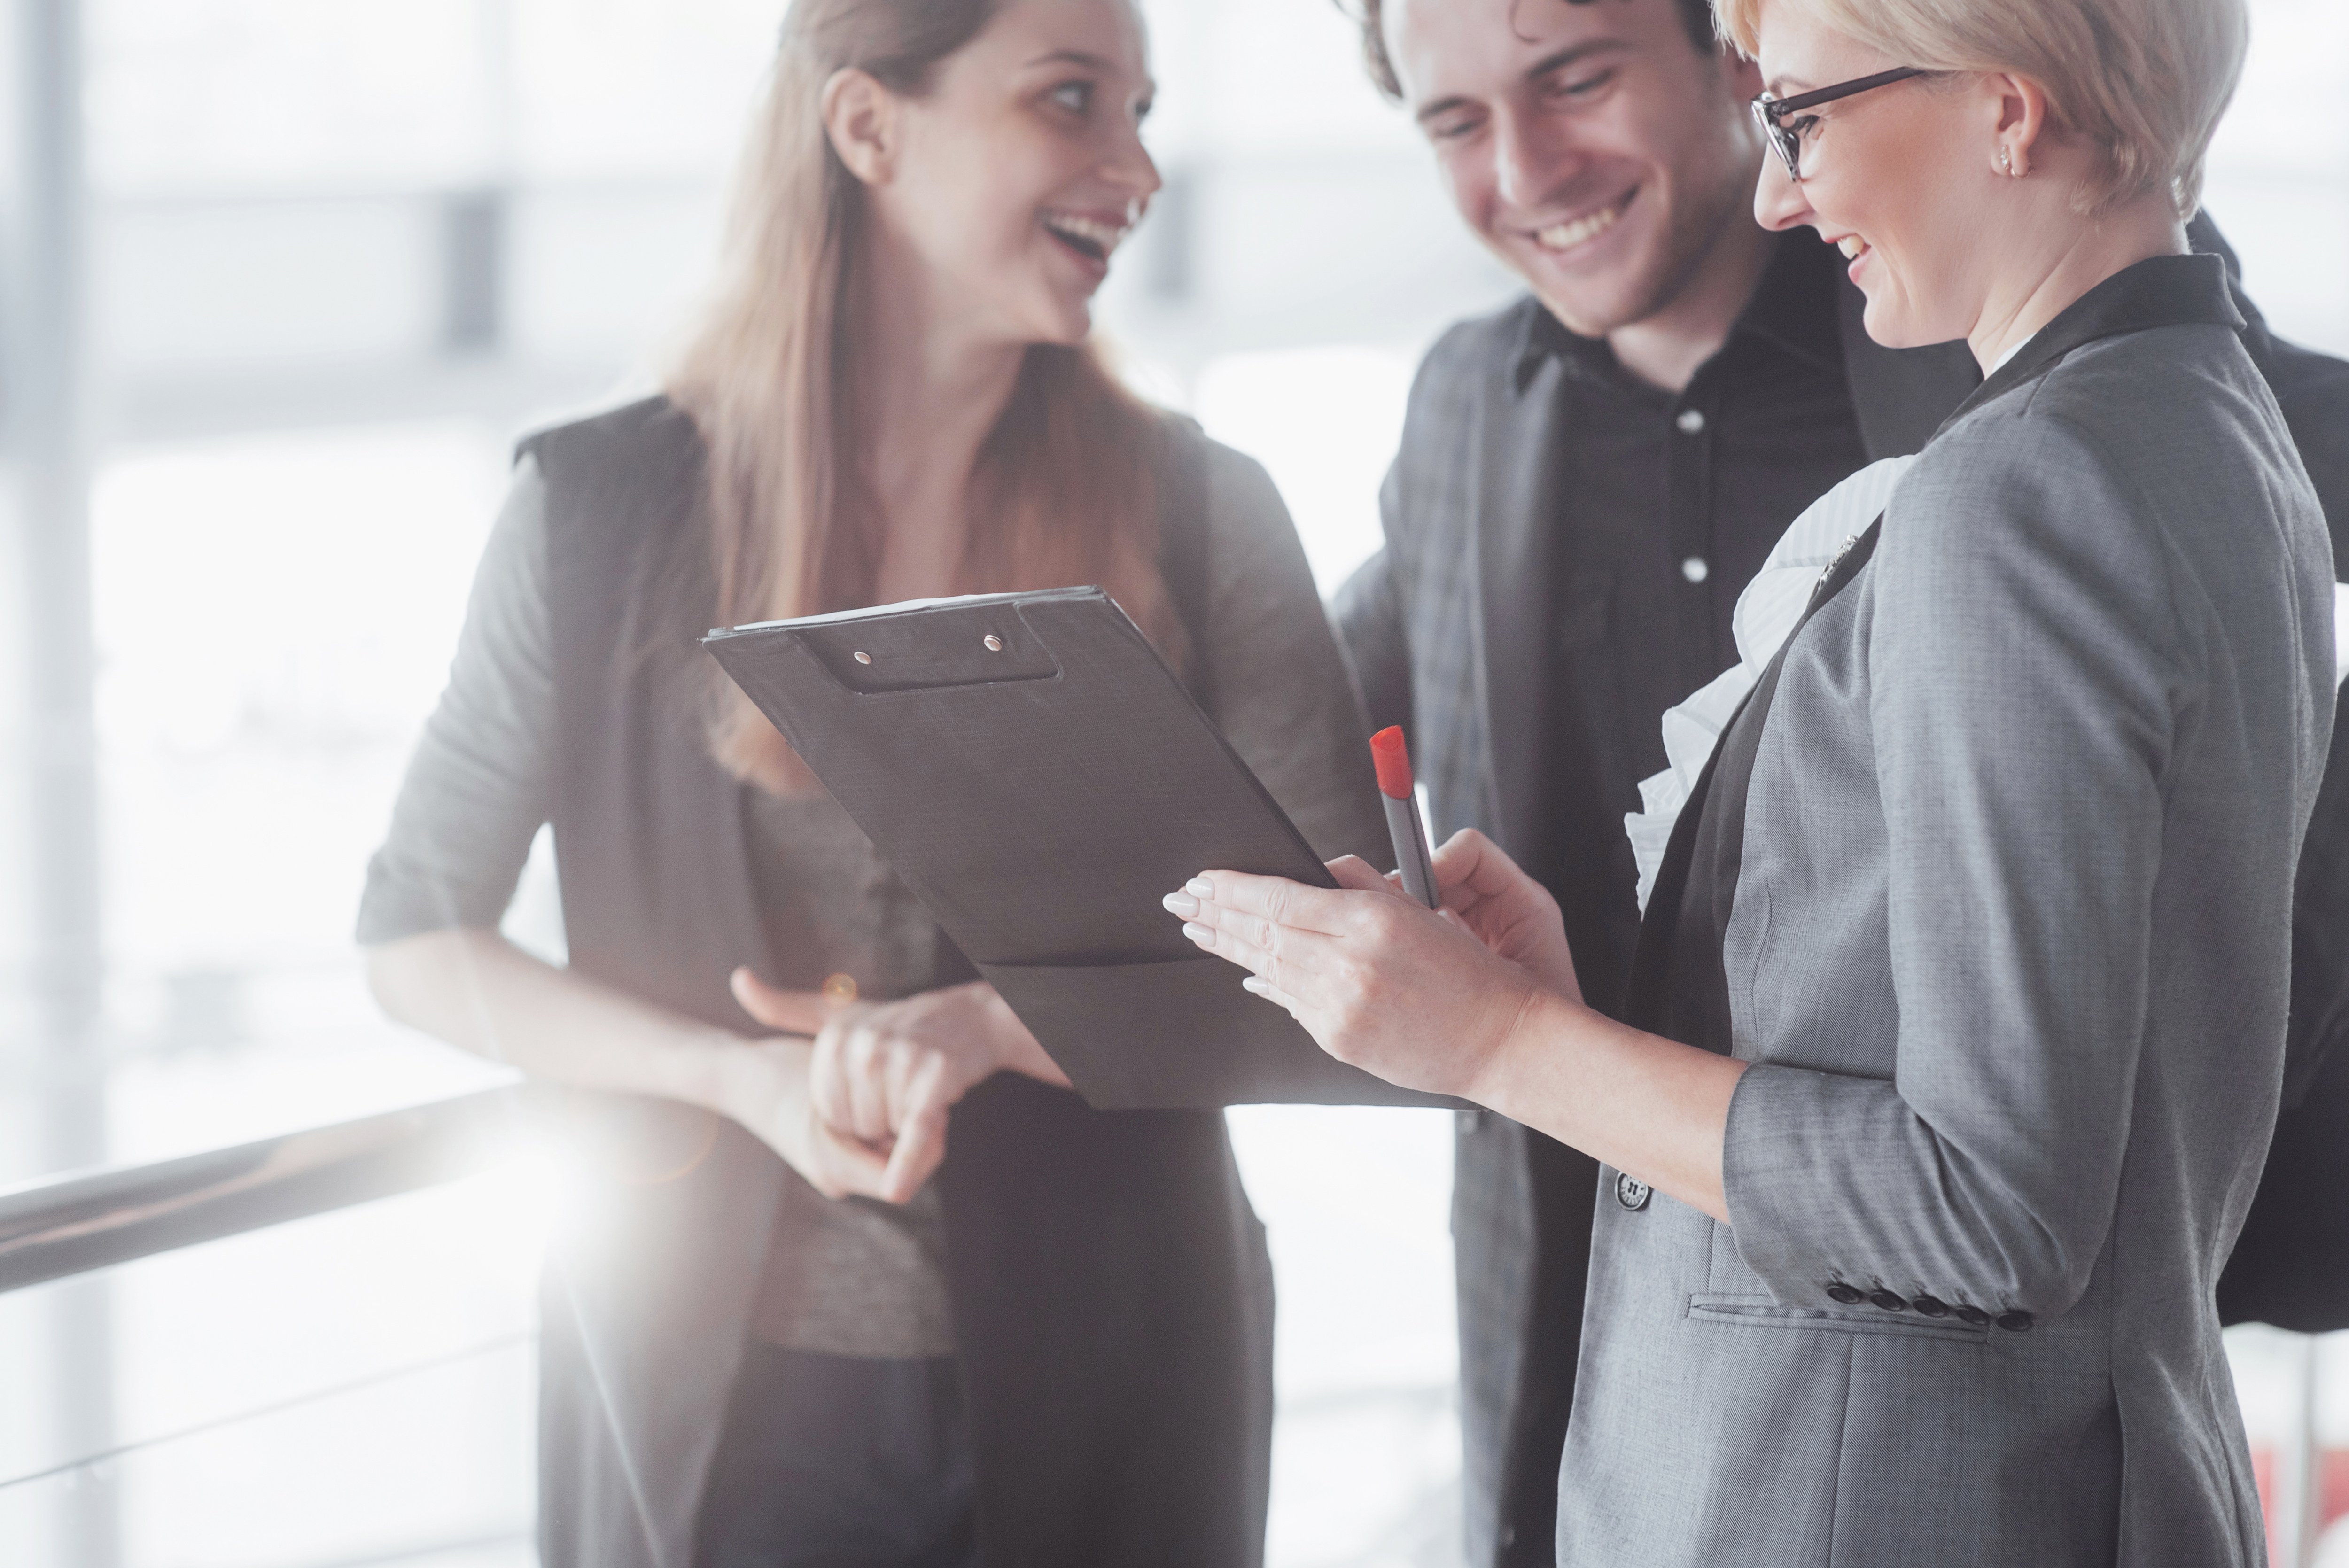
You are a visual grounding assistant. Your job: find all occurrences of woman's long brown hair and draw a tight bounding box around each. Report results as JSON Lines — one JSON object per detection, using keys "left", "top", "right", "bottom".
{"left": 666, "top": 0, "right": 1184, "bottom": 795}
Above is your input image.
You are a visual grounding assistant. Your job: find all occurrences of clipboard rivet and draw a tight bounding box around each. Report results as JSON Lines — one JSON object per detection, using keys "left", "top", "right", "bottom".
{"left": 983, "top": 634, "right": 1003, "bottom": 652}
{"left": 853, "top": 651, "right": 872, "bottom": 665}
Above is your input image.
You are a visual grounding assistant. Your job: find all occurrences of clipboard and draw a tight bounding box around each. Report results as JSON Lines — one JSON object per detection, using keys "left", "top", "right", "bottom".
{"left": 702, "top": 587, "right": 1456, "bottom": 1111}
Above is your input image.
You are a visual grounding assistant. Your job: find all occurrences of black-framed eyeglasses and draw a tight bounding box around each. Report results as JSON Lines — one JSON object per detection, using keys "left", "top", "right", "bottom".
{"left": 1750, "top": 66, "right": 1932, "bottom": 183}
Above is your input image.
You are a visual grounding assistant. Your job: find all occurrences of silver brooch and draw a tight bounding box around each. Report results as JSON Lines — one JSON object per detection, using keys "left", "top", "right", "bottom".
{"left": 1818, "top": 531, "right": 1863, "bottom": 590}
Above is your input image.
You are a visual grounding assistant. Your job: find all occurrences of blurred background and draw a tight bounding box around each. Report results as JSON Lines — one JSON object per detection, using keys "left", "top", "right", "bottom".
{"left": 0, "top": 1, "right": 2342, "bottom": 1566}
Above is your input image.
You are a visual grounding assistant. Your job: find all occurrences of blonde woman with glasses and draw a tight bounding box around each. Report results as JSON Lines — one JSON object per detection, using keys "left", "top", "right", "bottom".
{"left": 1172, "top": 0, "right": 2340, "bottom": 1560}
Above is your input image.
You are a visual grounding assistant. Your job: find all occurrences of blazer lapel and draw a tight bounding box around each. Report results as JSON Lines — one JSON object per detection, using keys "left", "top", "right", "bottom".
{"left": 1470, "top": 353, "right": 1571, "bottom": 860}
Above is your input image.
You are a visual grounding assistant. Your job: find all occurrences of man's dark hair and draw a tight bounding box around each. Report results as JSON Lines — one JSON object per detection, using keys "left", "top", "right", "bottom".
{"left": 1343, "top": 0, "right": 1719, "bottom": 101}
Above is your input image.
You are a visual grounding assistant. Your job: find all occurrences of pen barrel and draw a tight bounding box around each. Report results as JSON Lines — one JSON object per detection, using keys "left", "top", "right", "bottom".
{"left": 1382, "top": 792, "right": 1439, "bottom": 909}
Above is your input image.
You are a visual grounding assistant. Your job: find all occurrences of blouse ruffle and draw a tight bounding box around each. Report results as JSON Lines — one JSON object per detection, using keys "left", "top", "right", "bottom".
{"left": 2335, "top": 583, "right": 2348, "bottom": 690}
{"left": 1626, "top": 456, "right": 1918, "bottom": 913}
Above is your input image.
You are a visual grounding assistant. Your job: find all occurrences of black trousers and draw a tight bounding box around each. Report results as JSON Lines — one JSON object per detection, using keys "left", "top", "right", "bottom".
{"left": 694, "top": 1345, "right": 981, "bottom": 1568}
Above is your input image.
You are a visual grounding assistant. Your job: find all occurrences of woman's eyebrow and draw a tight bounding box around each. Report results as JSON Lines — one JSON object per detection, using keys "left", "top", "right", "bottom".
{"left": 1766, "top": 75, "right": 1818, "bottom": 95}
{"left": 1023, "top": 48, "right": 1117, "bottom": 71}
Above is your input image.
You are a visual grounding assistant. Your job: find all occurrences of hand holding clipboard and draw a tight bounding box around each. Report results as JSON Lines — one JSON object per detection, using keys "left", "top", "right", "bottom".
{"left": 702, "top": 588, "right": 1459, "bottom": 1111}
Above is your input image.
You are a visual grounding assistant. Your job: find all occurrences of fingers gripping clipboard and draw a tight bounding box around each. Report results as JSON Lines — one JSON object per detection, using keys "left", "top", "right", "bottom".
{"left": 702, "top": 587, "right": 1456, "bottom": 1110}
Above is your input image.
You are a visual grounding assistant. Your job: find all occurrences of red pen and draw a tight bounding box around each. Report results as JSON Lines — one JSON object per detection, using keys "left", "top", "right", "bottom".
{"left": 1370, "top": 726, "right": 1439, "bottom": 908}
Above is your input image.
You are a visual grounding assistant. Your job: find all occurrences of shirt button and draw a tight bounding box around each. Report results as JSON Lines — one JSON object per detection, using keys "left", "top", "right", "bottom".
{"left": 1614, "top": 1172, "right": 1652, "bottom": 1211}
{"left": 1995, "top": 1310, "right": 2036, "bottom": 1333}
{"left": 1826, "top": 1283, "right": 1864, "bottom": 1305}
{"left": 1455, "top": 1109, "right": 1482, "bottom": 1135}
{"left": 1675, "top": 408, "right": 1707, "bottom": 434}
{"left": 1681, "top": 556, "right": 1711, "bottom": 584}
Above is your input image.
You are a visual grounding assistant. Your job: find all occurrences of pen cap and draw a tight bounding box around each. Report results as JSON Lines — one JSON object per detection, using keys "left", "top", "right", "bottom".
{"left": 1370, "top": 726, "right": 1416, "bottom": 800}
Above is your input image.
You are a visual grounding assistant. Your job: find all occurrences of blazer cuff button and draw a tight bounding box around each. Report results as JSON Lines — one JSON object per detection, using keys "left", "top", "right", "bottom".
{"left": 1954, "top": 1304, "right": 1991, "bottom": 1327}
{"left": 1826, "top": 1282, "right": 1864, "bottom": 1305}
{"left": 1868, "top": 1289, "right": 1908, "bottom": 1312}
{"left": 1911, "top": 1294, "right": 1950, "bottom": 1318}
{"left": 1995, "top": 1310, "right": 2036, "bottom": 1333}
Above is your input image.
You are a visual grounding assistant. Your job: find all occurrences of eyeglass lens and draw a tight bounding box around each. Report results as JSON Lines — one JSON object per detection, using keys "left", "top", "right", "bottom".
{"left": 1752, "top": 100, "right": 1802, "bottom": 180}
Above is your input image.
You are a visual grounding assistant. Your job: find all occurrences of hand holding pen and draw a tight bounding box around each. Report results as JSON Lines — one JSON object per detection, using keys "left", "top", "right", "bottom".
{"left": 1371, "top": 726, "right": 1440, "bottom": 908}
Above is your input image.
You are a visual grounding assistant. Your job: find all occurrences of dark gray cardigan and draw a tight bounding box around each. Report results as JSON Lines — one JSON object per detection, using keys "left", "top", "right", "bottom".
{"left": 515, "top": 396, "right": 1381, "bottom": 1568}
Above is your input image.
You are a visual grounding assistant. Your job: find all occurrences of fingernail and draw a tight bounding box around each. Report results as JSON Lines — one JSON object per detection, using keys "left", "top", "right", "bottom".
{"left": 1186, "top": 877, "right": 1213, "bottom": 898}
{"left": 1162, "top": 891, "right": 1200, "bottom": 917}
{"left": 1182, "top": 921, "right": 1214, "bottom": 945}
{"left": 1240, "top": 975, "right": 1267, "bottom": 996}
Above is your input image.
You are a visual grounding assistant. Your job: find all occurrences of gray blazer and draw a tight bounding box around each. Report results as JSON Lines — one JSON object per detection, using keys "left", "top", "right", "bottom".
{"left": 1340, "top": 220, "right": 2349, "bottom": 1568}
{"left": 1562, "top": 257, "right": 2337, "bottom": 1566}
{"left": 1333, "top": 237, "right": 1979, "bottom": 1566}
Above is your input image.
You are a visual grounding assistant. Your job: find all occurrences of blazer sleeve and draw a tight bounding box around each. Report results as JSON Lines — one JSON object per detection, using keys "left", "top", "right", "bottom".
{"left": 1721, "top": 413, "right": 2190, "bottom": 1318}
{"left": 1337, "top": 315, "right": 1497, "bottom": 745}
{"left": 2271, "top": 359, "right": 2349, "bottom": 1102}
{"left": 1333, "top": 541, "right": 1412, "bottom": 739}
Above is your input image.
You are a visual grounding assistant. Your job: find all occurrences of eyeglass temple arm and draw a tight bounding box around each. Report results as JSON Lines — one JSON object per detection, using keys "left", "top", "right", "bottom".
{"left": 1764, "top": 66, "right": 1929, "bottom": 119}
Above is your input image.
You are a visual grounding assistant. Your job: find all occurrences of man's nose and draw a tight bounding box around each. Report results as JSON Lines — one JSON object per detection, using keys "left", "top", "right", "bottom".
{"left": 1753, "top": 153, "right": 1812, "bottom": 232}
{"left": 1493, "top": 107, "right": 1572, "bottom": 212}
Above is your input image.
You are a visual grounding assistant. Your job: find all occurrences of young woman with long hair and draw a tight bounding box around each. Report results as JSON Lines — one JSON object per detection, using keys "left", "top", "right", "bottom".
{"left": 358, "top": 2, "right": 1385, "bottom": 1563}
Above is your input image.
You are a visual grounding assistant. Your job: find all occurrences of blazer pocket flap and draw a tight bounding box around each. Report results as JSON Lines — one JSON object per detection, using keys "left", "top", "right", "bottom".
{"left": 1686, "top": 1292, "right": 1988, "bottom": 1343}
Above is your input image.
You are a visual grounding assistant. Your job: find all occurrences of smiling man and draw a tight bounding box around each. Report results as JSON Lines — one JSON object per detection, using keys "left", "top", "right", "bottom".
{"left": 1334, "top": 15, "right": 1888, "bottom": 1567}
{"left": 1391, "top": 0, "right": 1771, "bottom": 391}
{"left": 1330, "top": 2, "right": 2349, "bottom": 1566}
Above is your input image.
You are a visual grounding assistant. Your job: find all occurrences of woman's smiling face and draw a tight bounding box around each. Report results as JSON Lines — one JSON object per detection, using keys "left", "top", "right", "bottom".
{"left": 1747, "top": 1, "right": 1997, "bottom": 349}
{"left": 870, "top": 0, "right": 1161, "bottom": 348}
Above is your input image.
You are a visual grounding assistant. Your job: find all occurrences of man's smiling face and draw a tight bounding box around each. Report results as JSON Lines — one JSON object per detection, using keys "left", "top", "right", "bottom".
{"left": 1388, "top": 0, "right": 1764, "bottom": 338}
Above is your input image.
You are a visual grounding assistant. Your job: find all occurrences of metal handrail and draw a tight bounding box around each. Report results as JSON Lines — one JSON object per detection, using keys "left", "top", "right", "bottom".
{"left": 0, "top": 1086, "right": 525, "bottom": 1295}
{"left": 0, "top": 1085, "right": 2333, "bottom": 1566}
{"left": 0, "top": 1328, "right": 535, "bottom": 1496}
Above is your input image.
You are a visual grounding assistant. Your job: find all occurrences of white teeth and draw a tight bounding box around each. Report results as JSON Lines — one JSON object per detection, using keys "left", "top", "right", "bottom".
{"left": 1042, "top": 212, "right": 1128, "bottom": 256}
{"left": 1534, "top": 198, "right": 1626, "bottom": 252}
{"left": 1838, "top": 235, "right": 1867, "bottom": 260}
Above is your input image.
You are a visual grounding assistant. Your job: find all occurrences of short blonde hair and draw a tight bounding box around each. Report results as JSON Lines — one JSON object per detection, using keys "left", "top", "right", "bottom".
{"left": 1714, "top": 0, "right": 2248, "bottom": 215}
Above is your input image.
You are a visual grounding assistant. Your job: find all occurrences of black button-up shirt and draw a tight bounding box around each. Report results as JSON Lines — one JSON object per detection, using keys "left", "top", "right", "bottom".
{"left": 1525, "top": 231, "right": 1868, "bottom": 1017}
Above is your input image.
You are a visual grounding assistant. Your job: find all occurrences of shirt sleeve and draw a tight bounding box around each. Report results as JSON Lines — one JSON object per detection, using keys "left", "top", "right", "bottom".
{"left": 1196, "top": 441, "right": 1392, "bottom": 869}
{"left": 1721, "top": 413, "right": 2186, "bottom": 1318}
{"left": 357, "top": 457, "right": 559, "bottom": 944}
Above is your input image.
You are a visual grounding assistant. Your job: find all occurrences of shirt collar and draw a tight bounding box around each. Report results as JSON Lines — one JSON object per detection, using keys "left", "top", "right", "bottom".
{"left": 1935, "top": 252, "right": 2242, "bottom": 438}
{"left": 1512, "top": 228, "right": 1846, "bottom": 396}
